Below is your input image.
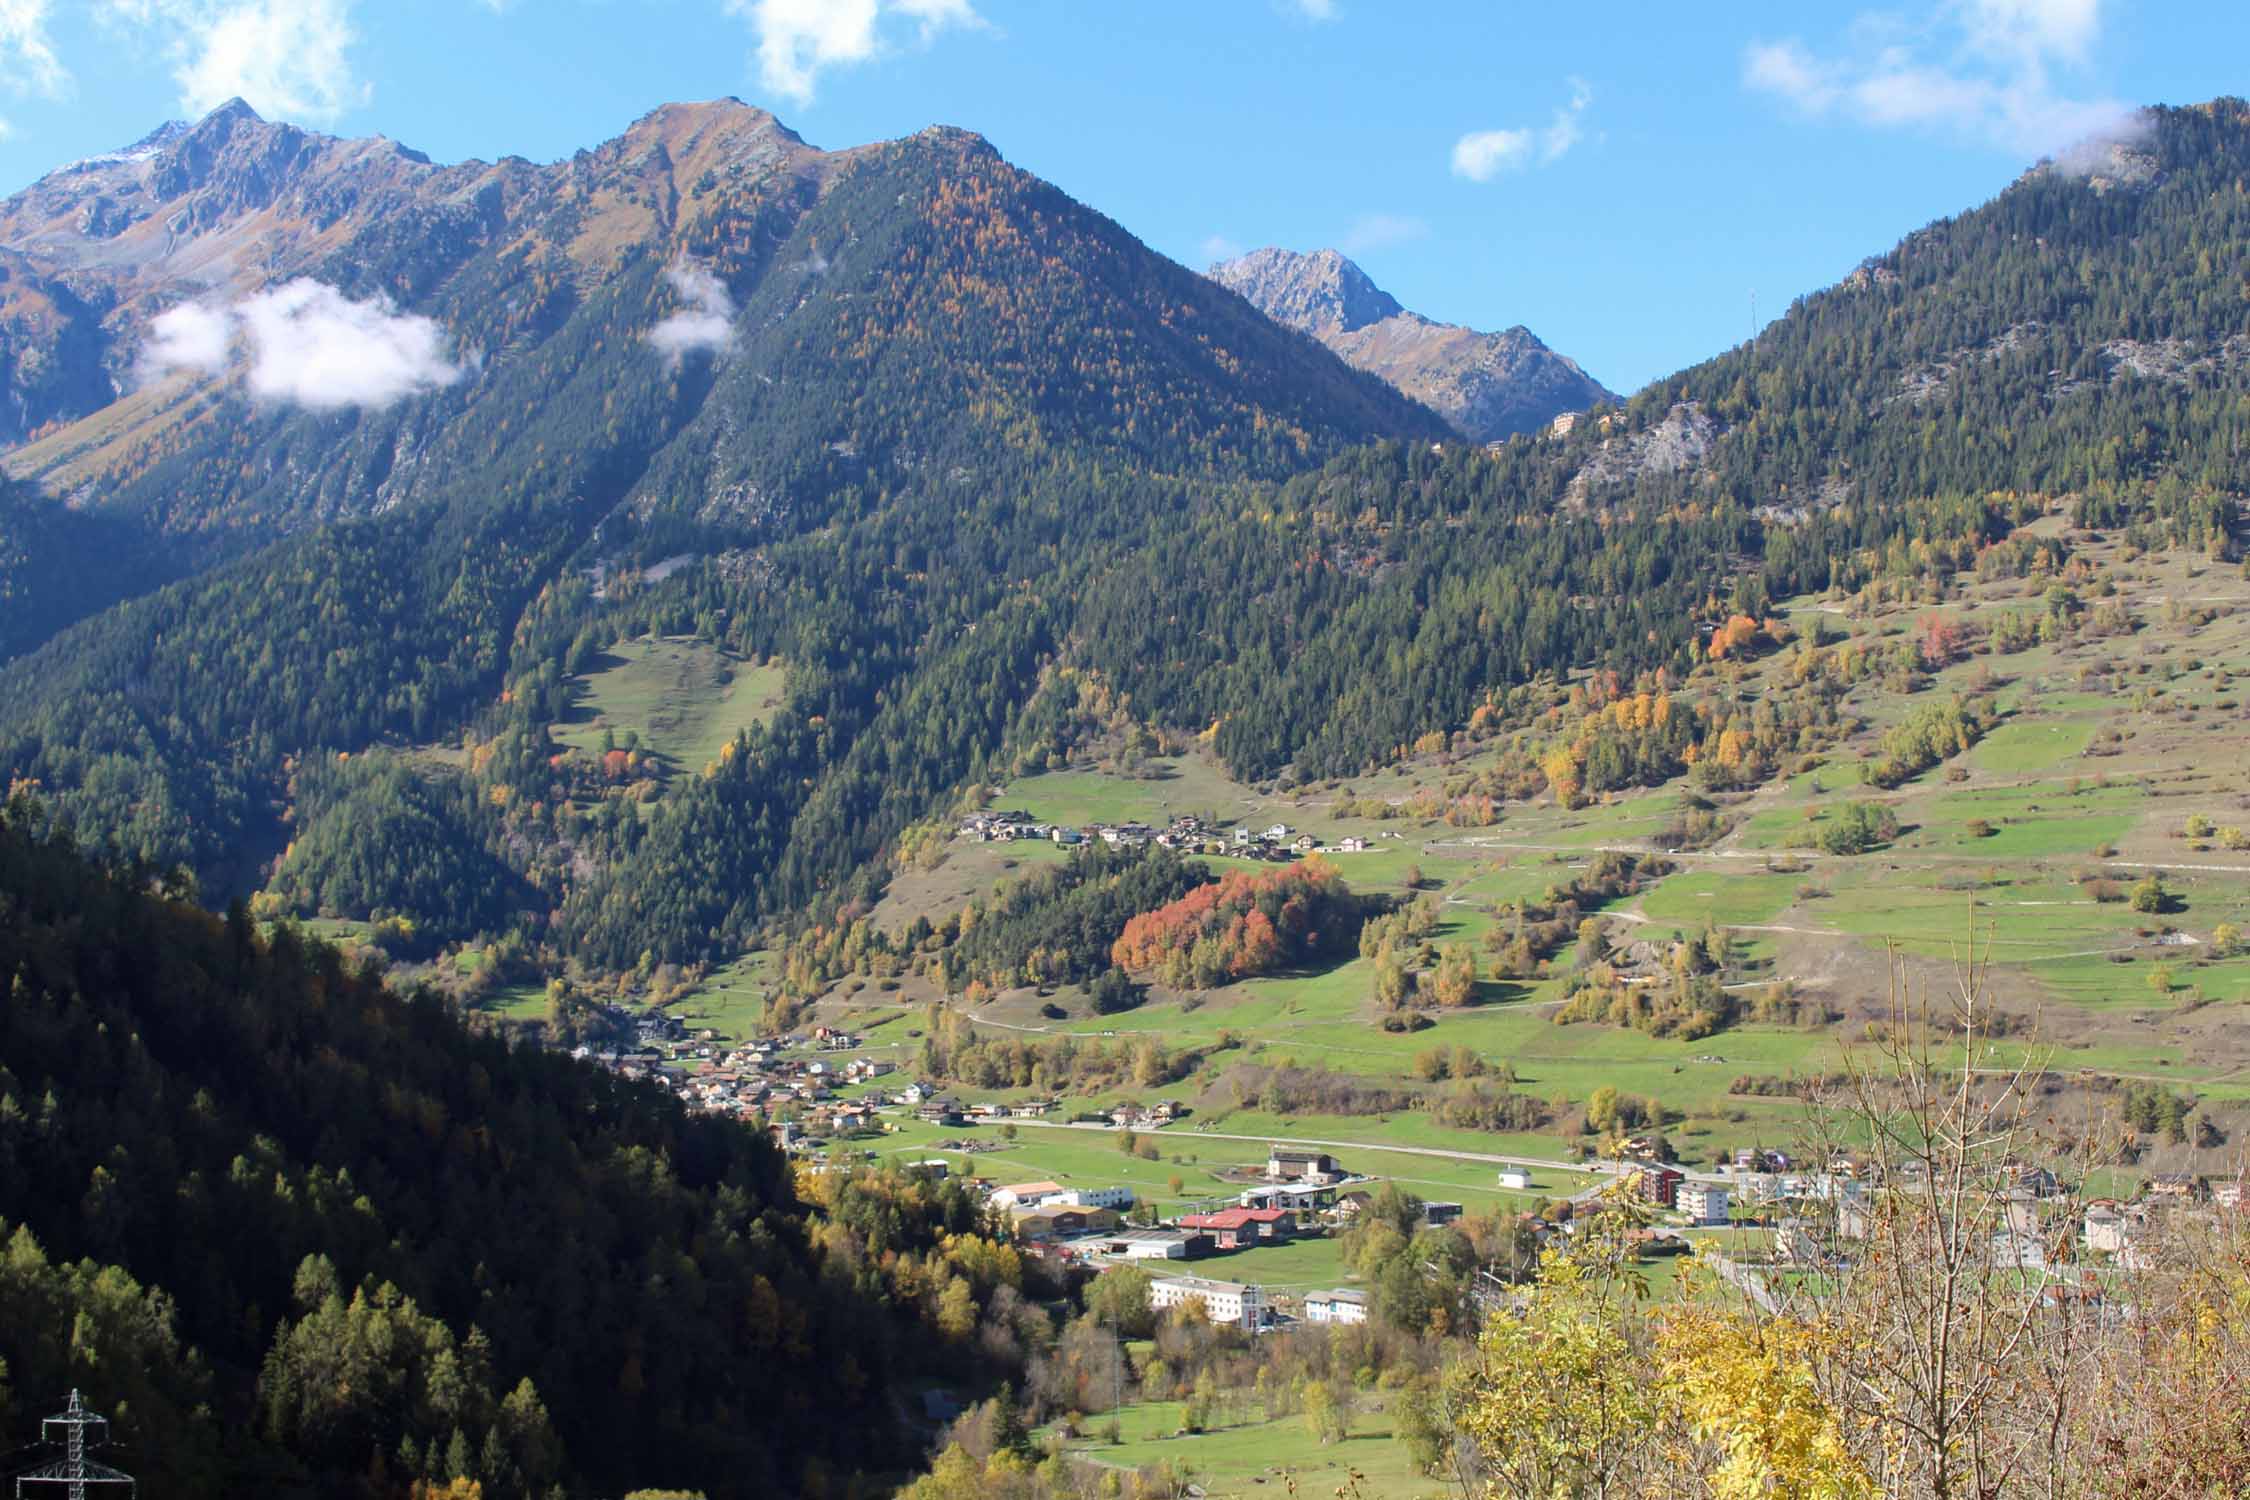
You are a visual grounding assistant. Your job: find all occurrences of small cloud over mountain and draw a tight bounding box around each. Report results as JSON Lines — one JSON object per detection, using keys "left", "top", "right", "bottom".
{"left": 1744, "top": 0, "right": 2139, "bottom": 161}
{"left": 99, "top": 0, "right": 370, "bottom": 124}
{"left": 727, "top": 0, "right": 985, "bottom": 105}
{"left": 139, "top": 278, "right": 463, "bottom": 409}
{"left": 648, "top": 264, "right": 737, "bottom": 366}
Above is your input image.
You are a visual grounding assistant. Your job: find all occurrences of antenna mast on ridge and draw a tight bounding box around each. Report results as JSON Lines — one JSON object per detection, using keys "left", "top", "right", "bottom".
{"left": 14, "top": 1391, "right": 135, "bottom": 1500}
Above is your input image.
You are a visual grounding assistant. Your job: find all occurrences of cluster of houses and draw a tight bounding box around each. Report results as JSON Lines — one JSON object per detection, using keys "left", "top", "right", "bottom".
{"left": 571, "top": 1022, "right": 912, "bottom": 1138}
{"left": 1687, "top": 1151, "right": 2249, "bottom": 1279}
{"left": 975, "top": 1146, "right": 1474, "bottom": 1333}
{"left": 988, "top": 1147, "right": 1461, "bottom": 1289}
{"left": 955, "top": 809, "right": 1371, "bottom": 861}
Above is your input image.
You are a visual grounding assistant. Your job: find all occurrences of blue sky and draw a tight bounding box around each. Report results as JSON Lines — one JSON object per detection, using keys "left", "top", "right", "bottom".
{"left": 3, "top": 0, "right": 2246, "bottom": 391}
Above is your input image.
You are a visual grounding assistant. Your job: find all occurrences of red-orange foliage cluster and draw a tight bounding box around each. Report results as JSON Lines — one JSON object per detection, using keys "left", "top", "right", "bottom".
{"left": 1706, "top": 614, "right": 1767, "bottom": 660}
{"left": 1111, "top": 857, "right": 1358, "bottom": 989}
{"left": 1918, "top": 611, "right": 1967, "bottom": 668}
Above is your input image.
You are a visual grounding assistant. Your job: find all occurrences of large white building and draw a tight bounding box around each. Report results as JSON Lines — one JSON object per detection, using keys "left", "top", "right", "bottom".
{"left": 1678, "top": 1182, "right": 1730, "bottom": 1226}
{"left": 1301, "top": 1289, "right": 1368, "bottom": 1326}
{"left": 989, "top": 1180, "right": 1066, "bottom": 1210}
{"left": 1151, "top": 1275, "right": 1267, "bottom": 1330}
{"left": 1055, "top": 1185, "right": 1136, "bottom": 1210}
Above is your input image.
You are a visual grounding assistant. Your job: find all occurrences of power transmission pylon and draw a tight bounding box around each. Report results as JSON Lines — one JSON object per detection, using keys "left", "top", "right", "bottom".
{"left": 14, "top": 1391, "right": 135, "bottom": 1500}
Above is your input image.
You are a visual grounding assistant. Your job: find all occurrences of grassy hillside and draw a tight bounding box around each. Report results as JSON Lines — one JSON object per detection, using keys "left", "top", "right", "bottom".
{"left": 550, "top": 637, "right": 787, "bottom": 772}
{"left": 789, "top": 524, "right": 2250, "bottom": 1191}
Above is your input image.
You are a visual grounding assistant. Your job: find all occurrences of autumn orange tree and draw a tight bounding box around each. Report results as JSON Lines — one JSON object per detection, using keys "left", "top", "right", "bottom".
{"left": 1110, "top": 856, "right": 1361, "bottom": 988}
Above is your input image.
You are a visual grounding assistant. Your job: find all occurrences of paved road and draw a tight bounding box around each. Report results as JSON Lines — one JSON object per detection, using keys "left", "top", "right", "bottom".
{"left": 1004, "top": 1117, "right": 1731, "bottom": 1190}
{"left": 1007, "top": 1116, "right": 1609, "bottom": 1177}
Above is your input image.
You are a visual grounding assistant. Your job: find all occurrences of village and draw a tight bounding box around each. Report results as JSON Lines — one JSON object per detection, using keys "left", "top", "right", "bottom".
{"left": 562, "top": 1000, "right": 2250, "bottom": 1329}
{"left": 954, "top": 808, "right": 1383, "bottom": 859}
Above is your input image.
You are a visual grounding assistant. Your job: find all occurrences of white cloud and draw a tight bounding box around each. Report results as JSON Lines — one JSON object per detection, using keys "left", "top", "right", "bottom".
{"left": 139, "top": 280, "right": 461, "bottom": 409}
{"left": 1339, "top": 213, "right": 1427, "bottom": 254}
{"left": 1541, "top": 76, "right": 1593, "bottom": 163}
{"left": 0, "top": 0, "right": 69, "bottom": 101}
{"left": 238, "top": 280, "right": 460, "bottom": 408}
{"left": 1200, "top": 233, "right": 1245, "bottom": 266}
{"left": 97, "top": 0, "right": 368, "bottom": 124}
{"left": 1451, "top": 128, "right": 1534, "bottom": 183}
{"left": 140, "top": 300, "right": 234, "bottom": 381}
{"left": 725, "top": 0, "right": 983, "bottom": 105}
{"left": 1744, "top": 0, "right": 2139, "bottom": 160}
{"left": 1451, "top": 79, "right": 1592, "bottom": 183}
{"left": 648, "top": 264, "right": 737, "bottom": 365}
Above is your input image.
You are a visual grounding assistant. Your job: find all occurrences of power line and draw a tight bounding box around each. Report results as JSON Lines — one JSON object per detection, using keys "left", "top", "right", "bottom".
{"left": 13, "top": 1392, "right": 135, "bottom": 1500}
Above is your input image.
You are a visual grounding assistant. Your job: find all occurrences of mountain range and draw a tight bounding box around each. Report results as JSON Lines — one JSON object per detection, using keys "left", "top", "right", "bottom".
{"left": 0, "top": 97, "right": 1442, "bottom": 653}
{"left": 5, "top": 78, "right": 2250, "bottom": 1500}
{"left": 3, "top": 94, "right": 2248, "bottom": 965}
{"left": 1208, "top": 245, "right": 1617, "bottom": 441}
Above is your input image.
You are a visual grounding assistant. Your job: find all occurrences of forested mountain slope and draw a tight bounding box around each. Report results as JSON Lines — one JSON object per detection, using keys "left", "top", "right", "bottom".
{"left": 0, "top": 98, "right": 1439, "bottom": 652}
{"left": 0, "top": 97, "right": 1442, "bottom": 894}
{"left": 4, "top": 100, "right": 2250, "bottom": 986}
{"left": 0, "top": 804, "right": 1020, "bottom": 1497}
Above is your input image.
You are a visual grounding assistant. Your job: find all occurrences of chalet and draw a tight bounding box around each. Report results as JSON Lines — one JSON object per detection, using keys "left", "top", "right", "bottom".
{"left": 917, "top": 1096, "right": 967, "bottom": 1126}
{"left": 1267, "top": 1147, "right": 1343, "bottom": 1183}
{"left": 1177, "top": 1207, "right": 1293, "bottom": 1250}
{"left": 2082, "top": 1202, "right": 2142, "bottom": 1255}
{"left": 2147, "top": 1173, "right": 2206, "bottom": 1202}
{"left": 1335, "top": 836, "right": 1370, "bottom": 853}
{"left": 1302, "top": 1289, "right": 1369, "bottom": 1326}
{"left": 1150, "top": 1275, "right": 1267, "bottom": 1330}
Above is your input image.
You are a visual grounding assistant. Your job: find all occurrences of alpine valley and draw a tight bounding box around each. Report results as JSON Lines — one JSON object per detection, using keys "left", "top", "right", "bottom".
{"left": 6, "top": 83, "right": 2250, "bottom": 1500}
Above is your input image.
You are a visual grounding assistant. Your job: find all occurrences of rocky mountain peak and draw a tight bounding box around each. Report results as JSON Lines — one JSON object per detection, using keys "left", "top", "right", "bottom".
{"left": 150, "top": 98, "right": 317, "bottom": 212}
{"left": 1207, "top": 245, "right": 1615, "bottom": 443}
{"left": 1209, "top": 246, "right": 1403, "bottom": 336}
